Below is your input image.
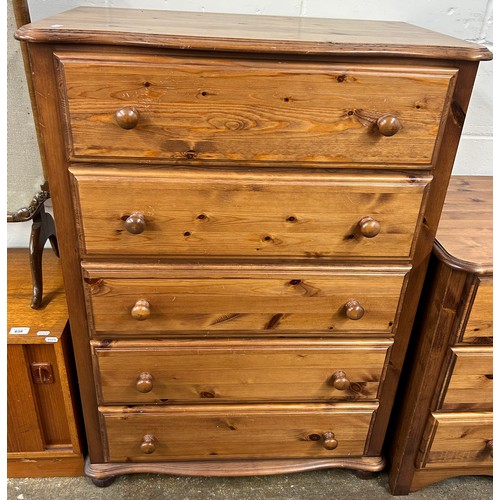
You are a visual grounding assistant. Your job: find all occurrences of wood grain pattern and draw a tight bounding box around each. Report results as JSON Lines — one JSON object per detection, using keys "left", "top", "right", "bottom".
{"left": 100, "top": 403, "right": 377, "bottom": 461}
{"left": 93, "top": 338, "right": 392, "bottom": 404}
{"left": 71, "top": 167, "right": 430, "bottom": 259}
{"left": 434, "top": 176, "right": 492, "bottom": 273}
{"left": 418, "top": 412, "right": 492, "bottom": 468}
{"left": 23, "top": 343, "right": 72, "bottom": 446}
{"left": 7, "top": 345, "right": 45, "bottom": 453}
{"left": 84, "top": 267, "right": 407, "bottom": 336}
{"left": 15, "top": 7, "right": 492, "bottom": 61}
{"left": 438, "top": 347, "right": 492, "bottom": 410}
{"left": 460, "top": 278, "right": 493, "bottom": 343}
{"left": 57, "top": 52, "right": 455, "bottom": 166}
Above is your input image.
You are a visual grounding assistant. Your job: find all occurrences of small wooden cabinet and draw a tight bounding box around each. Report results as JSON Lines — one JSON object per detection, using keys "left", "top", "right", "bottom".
{"left": 7, "top": 249, "right": 84, "bottom": 477}
{"left": 388, "top": 176, "right": 493, "bottom": 494}
{"left": 15, "top": 8, "right": 490, "bottom": 486}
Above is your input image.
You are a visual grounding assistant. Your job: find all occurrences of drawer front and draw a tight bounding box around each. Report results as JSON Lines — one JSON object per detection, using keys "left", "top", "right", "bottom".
{"left": 57, "top": 52, "right": 455, "bottom": 166}
{"left": 71, "top": 168, "right": 429, "bottom": 260}
{"left": 461, "top": 278, "right": 493, "bottom": 344}
{"left": 100, "top": 403, "right": 377, "bottom": 461}
{"left": 418, "top": 413, "right": 493, "bottom": 469}
{"left": 439, "top": 347, "right": 492, "bottom": 411}
{"left": 93, "top": 339, "right": 391, "bottom": 404}
{"left": 84, "top": 265, "right": 408, "bottom": 336}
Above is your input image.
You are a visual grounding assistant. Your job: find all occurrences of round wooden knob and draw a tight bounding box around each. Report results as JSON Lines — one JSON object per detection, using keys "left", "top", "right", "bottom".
{"left": 358, "top": 216, "right": 381, "bottom": 238}
{"left": 131, "top": 299, "right": 150, "bottom": 321}
{"left": 322, "top": 432, "right": 338, "bottom": 450}
{"left": 136, "top": 372, "right": 153, "bottom": 393}
{"left": 344, "top": 300, "right": 365, "bottom": 320}
{"left": 376, "top": 114, "right": 401, "bottom": 136}
{"left": 115, "top": 106, "right": 139, "bottom": 129}
{"left": 330, "top": 370, "right": 351, "bottom": 390}
{"left": 140, "top": 434, "right": 156, "bottom": 454}
{"left": 486, "top": 440, "right": 493, "bottom": 457}
{"left": 124, "top": 212, "right": 146, "bottom": 234}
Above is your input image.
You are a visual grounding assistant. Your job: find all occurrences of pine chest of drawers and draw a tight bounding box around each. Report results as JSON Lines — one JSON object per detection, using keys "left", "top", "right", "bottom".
{"left": 16, "top": 7, "right": 491, "bottom": 486}
{"left": 388, "top": 176, "right": 493, "bottom": 494}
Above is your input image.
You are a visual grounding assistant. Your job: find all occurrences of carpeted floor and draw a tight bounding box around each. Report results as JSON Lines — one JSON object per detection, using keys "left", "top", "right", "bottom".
{"left": 7, "top": 469, "right": 493, "bottom": 499}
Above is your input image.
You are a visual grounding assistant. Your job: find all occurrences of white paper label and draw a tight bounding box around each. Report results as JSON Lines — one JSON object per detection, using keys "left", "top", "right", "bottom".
{"left": 37, "top": 331, "right": 50, "bottom": 336}
{"left": 9, "top": 327, "right": 30, "bottom": 335}
{"left": 44, "top": 337, "right": 59, "bottom": 343}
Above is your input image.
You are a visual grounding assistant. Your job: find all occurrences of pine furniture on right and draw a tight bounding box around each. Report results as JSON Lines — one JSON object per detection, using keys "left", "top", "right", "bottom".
{"left": 388, "top": 175, "right": 493, "bottom": 494}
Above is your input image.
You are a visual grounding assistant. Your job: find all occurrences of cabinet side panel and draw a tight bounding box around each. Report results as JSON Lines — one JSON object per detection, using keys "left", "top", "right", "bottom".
{"left": 26, "top": 43, "right": 103, "bottom": 462}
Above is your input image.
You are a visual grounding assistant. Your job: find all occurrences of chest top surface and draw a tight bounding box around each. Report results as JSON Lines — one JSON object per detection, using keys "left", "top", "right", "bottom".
{"left": 16, "top": 6, "right": 491, "bottom": 61}
{"left": 435, "top": 176, "right": 493, "bottom": 273}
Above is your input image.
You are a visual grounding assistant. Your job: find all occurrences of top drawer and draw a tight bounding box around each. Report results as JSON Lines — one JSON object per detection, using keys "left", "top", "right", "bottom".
{"left": 55, "top": 52, "right": 456, "bottom": 167}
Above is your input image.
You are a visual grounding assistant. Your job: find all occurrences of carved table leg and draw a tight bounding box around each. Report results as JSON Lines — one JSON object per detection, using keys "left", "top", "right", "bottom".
{"left": 29, "top": 204, "right": 58, "bottom": 309}
{"left": 7, "top": 191, "right": 58, "bottom": 309}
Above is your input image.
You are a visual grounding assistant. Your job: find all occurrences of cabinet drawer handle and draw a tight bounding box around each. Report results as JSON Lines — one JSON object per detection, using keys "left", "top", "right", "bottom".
{"left": 124, "top": 212, "right": 146, "bottom": 234}
{"left": 131, "top": 299, "right": 150, "bottom": 320}
{"left": 376, "top": 114, "right": 401, "bottom": 136}
{"left": 140, "top": 434, "right": 156, "bottom": 454}
{"left": 115, "top": 106, "right": 139, "bottom": 129}
{"left": 136, "top": 372, "right": 153, "bottom": 393}
{"left": 322, "top": 432, "right": 339, "bottom": 450}
{"left": 330, "top": 370, "right": 351, "bottom": 390}
{"left": 358, "top": 216, "right": 381, "bottom": 238}
{"left": 344, "top": 300, "right": 365, "bottom": 320}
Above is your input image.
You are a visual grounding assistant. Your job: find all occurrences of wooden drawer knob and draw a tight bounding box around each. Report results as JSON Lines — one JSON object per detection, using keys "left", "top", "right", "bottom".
{"left": 376, "top": 114, "right": 401, "bottom": 136}
{"left": 358, "top": 216, "right": 381, "bottom": 238}
{"left": 344, "top": 300, "right": 365, "bottom": 320}
{"left": 330, "top": 370, "right": 350, "bottom": 390}
{"left": 115, "top": 106, "right": 139, "bottom": 129}
{"left": 136, "top": 372, "right": 153, "bottom": 393}
{"left": 140, "top": 434, "right": 156, "bottom": 454}
{"left": 124, "top": 212, "right": 146, "bottom": 234}
{"left": 131, "top": 299, "right": 150, "bottom": 320}
{"left": 322, "top": 432, "right": 338, "bottom": 450}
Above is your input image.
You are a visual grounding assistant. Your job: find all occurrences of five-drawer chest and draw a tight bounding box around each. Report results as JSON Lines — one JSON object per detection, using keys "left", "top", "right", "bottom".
{"left": 15, "top": 7, "right": 491, "bottom": 486}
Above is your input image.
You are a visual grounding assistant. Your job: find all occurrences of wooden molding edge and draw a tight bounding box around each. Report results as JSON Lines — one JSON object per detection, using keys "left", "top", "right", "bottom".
{"left": 85, "top": 455, "right": 385, "bottom": 479}
{"left": 14, "top": 27, "right": 493, "bottom": 62}
{"left": 433, "top": 240, "right": 492, "bottom": 275}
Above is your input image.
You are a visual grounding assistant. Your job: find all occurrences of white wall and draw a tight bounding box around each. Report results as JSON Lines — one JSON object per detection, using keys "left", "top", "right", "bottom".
{"left": 8, "top": 1, "right": 493, "bottom": 247}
